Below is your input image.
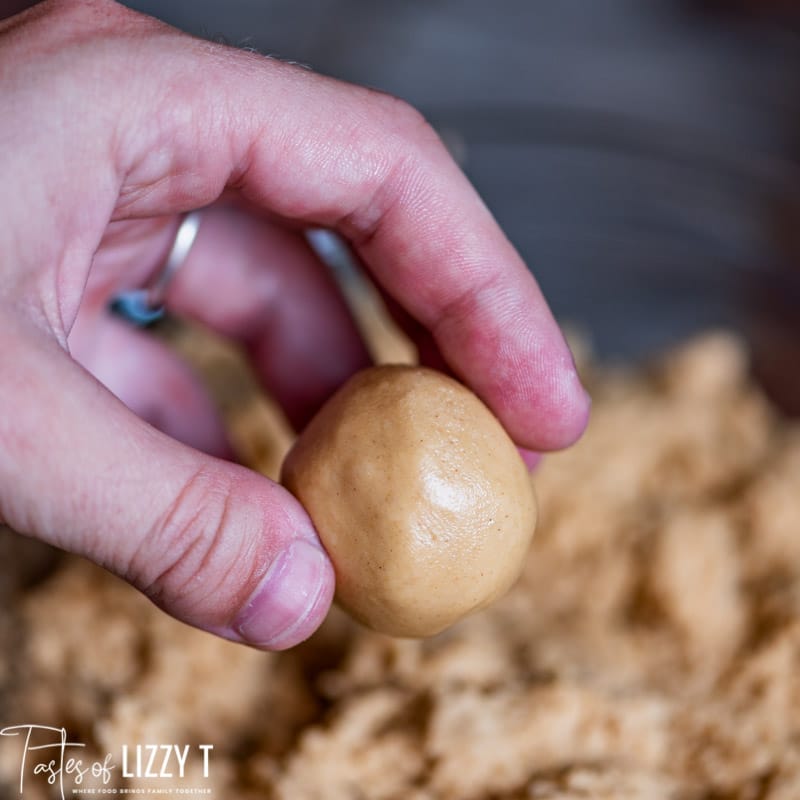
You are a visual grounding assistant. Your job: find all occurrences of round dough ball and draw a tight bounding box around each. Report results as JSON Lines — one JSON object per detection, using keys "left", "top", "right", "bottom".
{"left": 281, "top": 366, "right": 537, "bottom": 637}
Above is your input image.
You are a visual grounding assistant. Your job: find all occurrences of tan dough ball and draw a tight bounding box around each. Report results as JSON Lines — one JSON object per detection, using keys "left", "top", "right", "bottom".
{"left": 281, "top": 366, "right": 538, "bottom": 637}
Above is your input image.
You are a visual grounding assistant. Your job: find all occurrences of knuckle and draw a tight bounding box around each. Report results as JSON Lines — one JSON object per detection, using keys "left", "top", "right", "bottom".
{"left": 128, "top": 466, "right": 262, "bottom": 620}
{"left": 379, "top": 92, "right": 427, "bottom": 129}
{"left": 369, "top": 91, "right": 440, "bottom": 152}
{"left": 2, "top": 0, "right": 155, "bottom": 86}
{"left": 10, "top": 0, "right": 165, "bottom": 63}
{"left": 21, "top": 0, "right": 123, "bottom": 40}
{"left": 336, "top": 91, "right": 444, "bottom": 243}
{"left": 42, "top": 0, "right": 137, "bottom": 27}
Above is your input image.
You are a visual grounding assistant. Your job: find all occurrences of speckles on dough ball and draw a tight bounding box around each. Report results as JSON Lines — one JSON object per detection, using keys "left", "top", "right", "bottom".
{"left": 281, "top": 366, "right": 537, "bottom": 637}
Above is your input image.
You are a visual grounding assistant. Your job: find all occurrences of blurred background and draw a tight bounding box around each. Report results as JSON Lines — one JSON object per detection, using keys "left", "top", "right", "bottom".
{"left": 5, "top": 0, "right": 800, "bottom": 409}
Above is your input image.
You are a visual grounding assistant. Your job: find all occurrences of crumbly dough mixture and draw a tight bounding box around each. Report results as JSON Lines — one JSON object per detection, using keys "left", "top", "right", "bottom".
{"left": 1, "top": 330, "right": 799, "bottom": 799}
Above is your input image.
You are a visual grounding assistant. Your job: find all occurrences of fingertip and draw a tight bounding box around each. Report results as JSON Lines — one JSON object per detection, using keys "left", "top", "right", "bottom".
{"left": 536, "top": 365, "right": 592, "bottom": 451}
{"left": 518, "top": 448, "right": 543, "bottom": 471}
{"left": 69, "top": 313, "right": 232, "bottom": 458}
{"left": 481, "top": 337, "right": 591, "bottom": 453}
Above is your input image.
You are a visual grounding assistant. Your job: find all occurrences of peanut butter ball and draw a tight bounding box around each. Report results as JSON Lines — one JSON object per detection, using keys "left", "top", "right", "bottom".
{"left": 281, "top": 366, "right": 537, "bottom": 637}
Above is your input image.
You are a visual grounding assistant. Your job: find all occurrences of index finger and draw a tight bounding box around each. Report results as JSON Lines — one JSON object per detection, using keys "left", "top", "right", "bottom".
{"left": 229, "top": 70, "right": 590, "bottom": 451}
{"left": 18, "top": 1, "right": 590, "bottom": 450}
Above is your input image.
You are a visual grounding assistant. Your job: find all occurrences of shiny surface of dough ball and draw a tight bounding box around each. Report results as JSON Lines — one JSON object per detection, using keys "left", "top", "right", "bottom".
{"left": 281, "top": 366, "right": 538, "bottom": 637}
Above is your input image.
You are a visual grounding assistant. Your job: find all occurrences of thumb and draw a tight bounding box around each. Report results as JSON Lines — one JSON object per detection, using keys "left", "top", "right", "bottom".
{"left": 0, "top": 319, "right": 334, "bottom": 650}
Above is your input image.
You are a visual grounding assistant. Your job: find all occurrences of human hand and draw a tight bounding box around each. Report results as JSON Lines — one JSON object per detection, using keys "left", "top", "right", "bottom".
{"left": 0, "top": 0, "right": 590, "bottom": 649}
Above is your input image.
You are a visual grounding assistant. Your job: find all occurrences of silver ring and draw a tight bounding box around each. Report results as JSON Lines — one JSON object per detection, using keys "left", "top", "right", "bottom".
{"left": 110, "top": 211, "right": 202, "bottom": 326}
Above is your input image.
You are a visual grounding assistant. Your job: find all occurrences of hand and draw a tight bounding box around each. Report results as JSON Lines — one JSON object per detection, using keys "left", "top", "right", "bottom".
{"left": 0, "top": 0, "right": 590, "bottom": 649}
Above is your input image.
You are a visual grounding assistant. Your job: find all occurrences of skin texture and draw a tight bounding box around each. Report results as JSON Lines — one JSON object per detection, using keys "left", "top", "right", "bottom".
{"left": 282, "top": 366, "right": 538, "bottom": 637}
{"left": 0, "top": 0, "right": 589, "bottom": 651}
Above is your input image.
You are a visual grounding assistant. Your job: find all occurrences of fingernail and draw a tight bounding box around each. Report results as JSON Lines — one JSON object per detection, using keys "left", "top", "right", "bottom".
{"left": 234, "top": 539, "right": 332, "bottom": 650}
